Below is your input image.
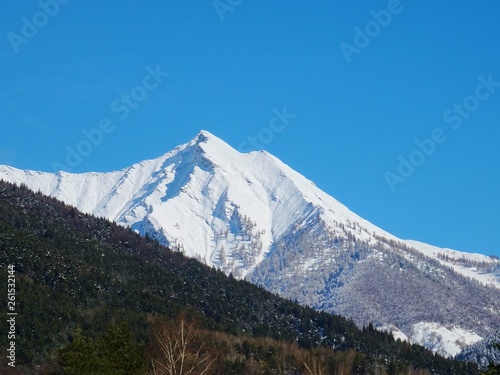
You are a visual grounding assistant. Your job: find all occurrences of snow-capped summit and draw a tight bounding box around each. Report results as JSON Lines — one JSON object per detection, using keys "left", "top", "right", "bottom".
{"left": 1, "top": 130, "right": 499, "bottom": 357}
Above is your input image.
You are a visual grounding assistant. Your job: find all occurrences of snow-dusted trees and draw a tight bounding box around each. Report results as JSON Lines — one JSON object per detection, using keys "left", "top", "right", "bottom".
{"left": 251, "top": 217, "right": 500, "bottom": 350}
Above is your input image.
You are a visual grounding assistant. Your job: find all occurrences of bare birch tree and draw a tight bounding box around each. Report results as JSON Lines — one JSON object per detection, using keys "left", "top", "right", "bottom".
{"left": 147, "top": 319, "right": 216, "bottom": 375}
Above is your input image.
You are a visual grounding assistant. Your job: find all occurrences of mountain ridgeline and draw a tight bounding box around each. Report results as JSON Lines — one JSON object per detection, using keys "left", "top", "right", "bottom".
{"left": 1, "top": 131, "right": 499, "bottom": 358}
{"left": 0, "top": 181, "right": 481, "bottom": 374}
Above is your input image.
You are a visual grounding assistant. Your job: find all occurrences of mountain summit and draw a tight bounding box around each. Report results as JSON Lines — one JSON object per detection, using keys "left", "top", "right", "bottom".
{"left": 1, "top": 130, "right": 399, "bottom": 276}
{"left": 1, "top": 130, "right": 499, "bottom": 357}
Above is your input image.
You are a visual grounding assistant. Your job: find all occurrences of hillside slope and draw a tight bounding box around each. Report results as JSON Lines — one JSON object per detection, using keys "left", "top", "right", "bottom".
{"left": 1, "top": 130, "right": 499, "bottom": 357}
{"left": 0, "top": 181, "right": 480, "bottom": 374}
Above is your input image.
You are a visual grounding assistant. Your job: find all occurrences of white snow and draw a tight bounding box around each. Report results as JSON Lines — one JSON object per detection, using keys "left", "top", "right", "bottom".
{"left": 376, "top": 323, "right": 409, "bottom": 342}
{"left": 409, "top": 322, "right": 483, "bottom": 357}
{"left": 0, "top": 131, "right": 400, "bottom": 275}
{"left": 405, "top": 240, "right": 500, "bottom": 289}
{"left": 378, "top": 322, "right": 484, "bottom": 357}
{"left": 1, "top": 130, "right": 497, "bottom": 284}
{"left": 1, "top": 129, "right": 498, "bottom": 357}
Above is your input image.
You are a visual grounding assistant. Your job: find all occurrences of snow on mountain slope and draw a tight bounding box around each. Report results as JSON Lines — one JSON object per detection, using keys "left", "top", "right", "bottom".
{"left": 0, "top": 131, "right": 402, "bottom": 274}
{"left": 378, "top": 323, "right": 483, "bottom": 358}
{"left": 2, "top": 131, "right": 497, "bottom": 283}
{"left": 409, "top": 323, "right": 483, "bottom": 358}
{"left": 1, "top": 130, "right": 499, "bottom": 357}
{"left": 406, "top": 240, "right": 500, "bottom": 288}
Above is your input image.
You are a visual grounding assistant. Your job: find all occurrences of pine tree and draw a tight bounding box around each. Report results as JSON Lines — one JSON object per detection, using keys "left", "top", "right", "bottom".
{"left": 60, "top": 324, "right": 145, "bottom": 375}
{"left": 483, "top": 343, "right": 500, "bottom": 375}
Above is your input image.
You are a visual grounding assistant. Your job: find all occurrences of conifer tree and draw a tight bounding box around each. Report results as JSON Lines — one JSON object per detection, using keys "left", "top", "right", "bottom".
{"left": 483, "top": 343, "right": 500, "bottom": 375}
{"left": 60, "top": 324, "right": 145, "bottom": 375}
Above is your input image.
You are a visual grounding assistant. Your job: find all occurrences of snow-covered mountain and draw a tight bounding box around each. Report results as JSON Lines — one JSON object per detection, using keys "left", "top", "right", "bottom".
{"left": 2, "top": 130, "right": 499, "bottom": 357}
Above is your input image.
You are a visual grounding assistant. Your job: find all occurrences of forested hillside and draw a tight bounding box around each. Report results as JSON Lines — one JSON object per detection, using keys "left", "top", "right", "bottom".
{"left": 0, "top": 181, "right": 480, "bottom": 374}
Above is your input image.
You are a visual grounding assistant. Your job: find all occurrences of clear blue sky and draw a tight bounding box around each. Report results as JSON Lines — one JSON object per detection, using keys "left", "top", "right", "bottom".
{"left": 1, "top": 1, "right": 499, "bottom": 256}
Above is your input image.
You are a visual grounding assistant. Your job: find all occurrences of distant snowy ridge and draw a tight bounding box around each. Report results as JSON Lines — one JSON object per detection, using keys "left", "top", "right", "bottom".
{"left": 406, "top": 240, "right": 500, "bottom": 289}
{"left": 1, "top": 130, "right": 499, "bottom": 358}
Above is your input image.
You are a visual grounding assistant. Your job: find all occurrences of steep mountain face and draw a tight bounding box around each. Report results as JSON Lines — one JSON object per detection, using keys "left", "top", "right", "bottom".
{"left": 1, "top": 130, "right": 499, "bottom": 357}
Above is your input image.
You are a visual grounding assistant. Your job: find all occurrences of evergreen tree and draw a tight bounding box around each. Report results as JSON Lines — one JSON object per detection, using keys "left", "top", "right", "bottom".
{"left": 483, "top": 343, "right": 500, "bottom": 375}
{"left": 60, "top": 324, "right": 145, "bottom": 375}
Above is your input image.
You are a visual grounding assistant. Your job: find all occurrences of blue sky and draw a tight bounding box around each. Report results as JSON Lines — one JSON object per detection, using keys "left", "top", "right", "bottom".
{"left": 1, "top": 1, "right": 499, "bottom": 256}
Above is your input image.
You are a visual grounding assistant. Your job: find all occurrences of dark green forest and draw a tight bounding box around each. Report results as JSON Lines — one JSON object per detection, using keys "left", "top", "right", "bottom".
{"left": 0, "top": 181, "right": 482, "bottom": 374}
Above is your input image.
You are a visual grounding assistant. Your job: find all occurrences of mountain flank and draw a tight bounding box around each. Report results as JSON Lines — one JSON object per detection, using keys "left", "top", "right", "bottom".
{"left": 0, "top": 180, "right": 482, "bottom": 374}
{"left": 1, "top": 130, "right": 499, "bottom": 358}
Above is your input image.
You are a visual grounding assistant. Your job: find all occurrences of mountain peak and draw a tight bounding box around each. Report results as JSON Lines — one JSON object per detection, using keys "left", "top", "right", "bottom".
{"left": 1, "top": 132, "right": 499, "bottom": 358}
{"left": 196, "top": 129, "right": 215, "bottom": 141}
{"left": 190, "top": 130, "right": 227, "bottom": 147}
{"left": 178, "top": 130, "right": 242, "bottom": 168}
